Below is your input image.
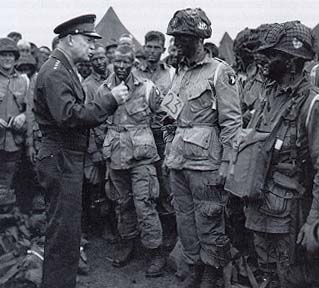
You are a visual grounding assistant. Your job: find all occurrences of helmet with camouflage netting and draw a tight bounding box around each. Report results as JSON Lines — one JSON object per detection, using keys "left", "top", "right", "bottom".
{"left": 167, "top": 8, "right": 212, "bottom": 39}
{"left": 258, "top": 21, "right": 315, "bottom": 61}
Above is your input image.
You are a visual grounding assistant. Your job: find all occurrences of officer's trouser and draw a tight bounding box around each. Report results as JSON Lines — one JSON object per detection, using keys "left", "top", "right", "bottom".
{"left": 110, "top": 164, "right": 163, "bottom": 249}
{"left": 170, "top": 169, "right": 230, "bottom": 268}
{"left": 36, "top": 144, "right": 84, "bottom": 288}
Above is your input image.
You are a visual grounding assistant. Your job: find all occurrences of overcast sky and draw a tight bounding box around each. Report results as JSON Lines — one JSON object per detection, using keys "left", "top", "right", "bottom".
{"left": 2, "top": 0, "right": 319, "bottom": 48}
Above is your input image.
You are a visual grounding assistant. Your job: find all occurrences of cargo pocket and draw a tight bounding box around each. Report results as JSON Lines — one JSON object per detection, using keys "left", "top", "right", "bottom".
{"left": 147, "top": 166, "right": 160, "bottom": 200}
{"left": 183, "top": 127, "right": 211, "bottom": 160}
{"left": 259, "top": 184, "right": 293, "bottom": 217}
{"left": 131, "top": 129, "right": 158, "bottom": 161}
{"left": 125, "top": 96, "right": 151, "bottom": 122}
{"left": 199, "top": 201, "right": 223, "bottom": 218}
{"left": 188, "top": 81, "right": 214, "bottom": 113}
{"left": 103, "top": 132, "right": 114, "bottom": 160}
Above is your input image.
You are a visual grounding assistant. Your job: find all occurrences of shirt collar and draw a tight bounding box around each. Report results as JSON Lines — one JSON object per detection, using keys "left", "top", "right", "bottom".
{"left": 0, "top": 67, "right": 18, "bottom": 78}
{"left": 91, "top": 70, "right": 108, "bottom": 82}
{"left": 179, "top": 53, "right": 211, "bottom": 70}
{"left": 140, "top": 61, "right": 168, "bottom": 72}
{"left": 105, "top": 71, "right": 141, "bottom": 90}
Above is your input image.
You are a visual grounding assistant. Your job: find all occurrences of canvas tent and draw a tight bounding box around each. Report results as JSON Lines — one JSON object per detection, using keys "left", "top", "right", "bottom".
{"left": 218, "top": 32, "right": 235, "bottom": 65}
{"left": 96, "top": 7, "right": 142, "bottom": 50}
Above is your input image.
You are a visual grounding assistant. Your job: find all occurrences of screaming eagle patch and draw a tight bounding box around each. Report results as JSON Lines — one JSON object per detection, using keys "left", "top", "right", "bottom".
{"left": 228, "top": 73, "right": 237, "bottom": 86}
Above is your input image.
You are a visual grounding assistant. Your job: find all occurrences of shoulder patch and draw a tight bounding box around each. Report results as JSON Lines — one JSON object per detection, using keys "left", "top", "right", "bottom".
{"left": 228, "top": 73, "right": 237, "bottom": 86}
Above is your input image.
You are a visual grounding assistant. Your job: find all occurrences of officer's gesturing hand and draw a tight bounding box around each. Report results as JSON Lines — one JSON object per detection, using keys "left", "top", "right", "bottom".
{"left": 111, "top": 81, "right": 129, "bottom": 105}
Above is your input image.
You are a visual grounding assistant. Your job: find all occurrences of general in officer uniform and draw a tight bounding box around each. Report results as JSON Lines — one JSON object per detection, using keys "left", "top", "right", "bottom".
{"left": 34, "top": 14, "right": 129, "bottom": 288}
{"left": 165, "top": 8, "right": 242, "bottom": 288}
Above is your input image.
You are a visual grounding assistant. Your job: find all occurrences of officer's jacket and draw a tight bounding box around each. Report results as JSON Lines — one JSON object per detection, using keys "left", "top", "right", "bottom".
{"left": 82, "top": 71, "right": 108, "bottom": 162}
{"left": 25, "top": 73, "right": 41, "bottom": 151}
{"left": 165, "top": 55, "right": 242, "bottom": 171}
{"left": 102, "top": 72, "right": 162, "bottom": 169}
{"left": 245, "top": 78, "right": 319, "bottom": 233}
{"left": 0, "top": 68, "right": 28, "bottom": 152}
{"left": 34, "top": 49, "right": 118, "bottom": 152}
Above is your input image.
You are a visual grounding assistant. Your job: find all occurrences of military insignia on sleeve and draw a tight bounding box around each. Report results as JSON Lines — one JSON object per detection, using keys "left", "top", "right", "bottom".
{"left": 228, "top": 73, "right": 236, "bottom": 86}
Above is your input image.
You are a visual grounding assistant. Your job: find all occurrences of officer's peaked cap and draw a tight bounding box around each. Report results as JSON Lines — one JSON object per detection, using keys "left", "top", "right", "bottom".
{"left": 54, "top": 14, "right": 102, "bottom": 39}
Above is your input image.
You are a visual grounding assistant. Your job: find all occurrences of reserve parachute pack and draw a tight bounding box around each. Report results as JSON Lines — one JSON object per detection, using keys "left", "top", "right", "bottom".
{"left": 225, "top": 86, "right": 316, "bottom": 199}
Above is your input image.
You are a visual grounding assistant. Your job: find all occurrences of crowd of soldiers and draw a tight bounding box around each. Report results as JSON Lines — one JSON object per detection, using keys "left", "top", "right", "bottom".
{"left": 1, "top": 6, "right": 319, "bottom": 288}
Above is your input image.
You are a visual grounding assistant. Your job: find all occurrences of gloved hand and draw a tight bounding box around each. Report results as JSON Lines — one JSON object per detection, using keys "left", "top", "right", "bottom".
{"left": 111, "top": 81, "right": 129, "bottom": 104}
{"left": 217, "top": 161, "right": 229, "bottom": 186}
{"left": 10, "top": 113, "right": 26, "bottom": 130}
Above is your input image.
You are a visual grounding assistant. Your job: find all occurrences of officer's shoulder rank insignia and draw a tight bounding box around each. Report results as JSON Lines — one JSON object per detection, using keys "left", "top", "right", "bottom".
{"left": 53, "top": 60, "right": 60, "bottom": 70}
{"left": 228, "top": 73, "right": 236, "bottom": 85}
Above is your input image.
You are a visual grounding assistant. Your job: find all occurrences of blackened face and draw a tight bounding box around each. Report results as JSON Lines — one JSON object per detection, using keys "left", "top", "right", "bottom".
{"left": 264, "top": 50, "right": 289, "bottom": 82}
{"left": 168, "top": 45, "right": 178, "bottom": 66}
{"left": 174, "top": 35, "right": 199, "bottom": 60}
{"left": 91, "top": 47, "right": 107, "bottom": 75}
{"left": 113, "top": 51, "right": 134, "bottom": 81}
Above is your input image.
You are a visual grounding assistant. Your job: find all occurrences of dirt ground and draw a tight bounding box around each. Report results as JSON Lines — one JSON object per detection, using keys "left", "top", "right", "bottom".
{"left": 77, "top": 237, "right": 178, "bottom": 288}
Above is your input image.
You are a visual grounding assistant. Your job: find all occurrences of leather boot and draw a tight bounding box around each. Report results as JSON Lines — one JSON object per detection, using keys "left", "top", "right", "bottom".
{"left": 200, "top": 265, "right": 219, "bottom": 288}
{"left": 145, "top": 247, "right": 166, "bottom": 277}
{"left": 181, "top": 264, "right": 204, "bottom": 288}
{"left": 112, "top": 238, "right": 134, "bottom": 268}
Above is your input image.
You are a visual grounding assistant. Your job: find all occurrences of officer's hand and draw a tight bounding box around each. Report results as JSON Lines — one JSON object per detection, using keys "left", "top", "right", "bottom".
{"left": 111, "top": 81, "right": 129, "bottom": 105}
{"left": 217, "top": 161, "right": 229, "bottom": 186}
{"left": 11, "top": 113, "right": 26, "bottom": 130}
{"left": 0, "top": 118, "right": 8, "bottom": 129}
{"left": 297, "top": 222, "right": 312, "bottom": 247}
